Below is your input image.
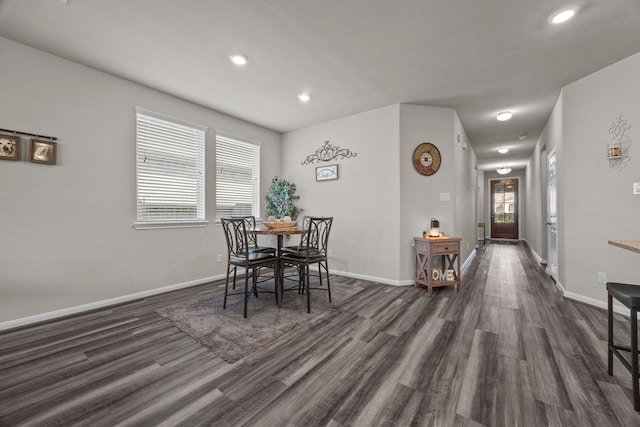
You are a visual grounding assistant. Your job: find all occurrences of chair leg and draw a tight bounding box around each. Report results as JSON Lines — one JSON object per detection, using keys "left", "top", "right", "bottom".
{"left": 305, "top": 265, "right": 311, "bottom": 313}
{"left": 608, "top": 293, "right": 614, "bottom": 376}
{"left": 253, "top": 267, "right": 259, "bottom": 298}
{"left": 223, "top": 264, "right": 231, "bottom": 310}
{"left": 632, "top": 309, "right": 639, "bottom": 411}
{"left": 274, "top": 262, "right": 280, "bottom": 305}
{"left": 244, "top": 268, "right": 249, "bottom": 318}
{"left": 325, "top": 262, "right": 331, "bottom": 303}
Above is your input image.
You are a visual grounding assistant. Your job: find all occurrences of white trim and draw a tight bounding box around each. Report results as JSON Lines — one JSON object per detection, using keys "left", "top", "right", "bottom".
{"left": 330, "top": 269, "right": 411, "bottom": 286}
{"left": 134, "top": 220, "right": 209, "bottom": 230}
{"left": 461, "top": 249, "right": 476, "bottom": 272}
{"left": 563, "top": 289, "right": 630, "bottom": 317}
{"left": 0, "top": 274, "right": 225, "bottom": 332}
{"left": 524, "top": 240, "right": 543, "bottom": 264}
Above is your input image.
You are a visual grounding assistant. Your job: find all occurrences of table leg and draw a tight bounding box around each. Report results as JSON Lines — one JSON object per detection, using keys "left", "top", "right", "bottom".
{"left": 277, "top": 234, "right": 284, "bottom": 304}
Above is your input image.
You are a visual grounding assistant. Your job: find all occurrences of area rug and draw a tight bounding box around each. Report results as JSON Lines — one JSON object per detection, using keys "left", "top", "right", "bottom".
{"left": 156, "top": 278, "right": 357, "bottom": 363}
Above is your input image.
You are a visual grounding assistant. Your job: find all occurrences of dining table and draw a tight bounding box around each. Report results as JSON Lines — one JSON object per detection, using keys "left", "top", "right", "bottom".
{"left": 247, "top": 224, "right": 308, "bottom": 304}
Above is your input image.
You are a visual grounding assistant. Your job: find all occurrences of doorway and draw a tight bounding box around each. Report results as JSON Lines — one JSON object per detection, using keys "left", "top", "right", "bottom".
{"left": 490, "top": 178, "right": 519, "bottom": 239}
{"left": 546, "top": 151, "right": 558, "bottom": 281}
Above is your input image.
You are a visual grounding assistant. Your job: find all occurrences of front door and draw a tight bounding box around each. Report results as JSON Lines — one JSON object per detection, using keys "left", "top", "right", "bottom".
{"left": 491, "top": 179, "right": 518, "bottom": 239}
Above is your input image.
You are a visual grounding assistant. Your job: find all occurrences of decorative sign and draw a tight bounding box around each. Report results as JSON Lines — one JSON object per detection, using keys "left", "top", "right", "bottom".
{"left": 301, "top": 140, "right": 357, "bottom": 165}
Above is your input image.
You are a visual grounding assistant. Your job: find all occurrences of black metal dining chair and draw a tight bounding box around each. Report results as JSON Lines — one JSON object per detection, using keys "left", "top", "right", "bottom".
{"left": 280, "top": 217, "right": 333, "bottom": 313}
{"left": 221, "top": 217, "right": 279, "bottom": 318}
{"left": 234, "top": 215, "right": 276, "bottom": 254}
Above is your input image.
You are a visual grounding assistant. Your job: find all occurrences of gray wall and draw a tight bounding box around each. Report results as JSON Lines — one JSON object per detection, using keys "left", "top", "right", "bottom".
{"left": 282, "top": 103, "right": 478, "bottom": 284}
{"left": 524, "top": 51, "right": 640, "bottom": 307}
{"left": 0, "top": 36, "right": 281, "bottom": 323}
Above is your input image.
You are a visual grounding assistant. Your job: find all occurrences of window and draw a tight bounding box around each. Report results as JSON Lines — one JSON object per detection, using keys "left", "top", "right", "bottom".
{"left": 135, "top": 108, "right": 207, "bottom": 228}
{"left": 215, "top": 134, "right": 260, "bottom": 220}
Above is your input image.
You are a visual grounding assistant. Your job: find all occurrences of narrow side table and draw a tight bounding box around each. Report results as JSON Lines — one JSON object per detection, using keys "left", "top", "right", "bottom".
{"left": 414, "top": 236, "right": 462, "bottom": 293}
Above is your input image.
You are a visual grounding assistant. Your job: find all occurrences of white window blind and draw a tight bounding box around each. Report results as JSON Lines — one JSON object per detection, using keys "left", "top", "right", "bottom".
{"left": 136, "top": 109, "right": 206, "bottom": 227}
{"left": 216, "top": 134, "right": 260, "bottom": 220}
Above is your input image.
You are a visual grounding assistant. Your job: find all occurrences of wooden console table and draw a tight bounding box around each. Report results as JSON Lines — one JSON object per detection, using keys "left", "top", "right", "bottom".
{"left": 414, "top": 236, "right": 462, "bottom": 293}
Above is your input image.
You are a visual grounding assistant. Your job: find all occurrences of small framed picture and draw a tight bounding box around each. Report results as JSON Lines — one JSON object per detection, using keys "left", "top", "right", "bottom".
{"left": 0, "top": 135, "right": 20, "bottom": 161}
{"left": 316, "top": 164, "right": 338, "bottom": 181}
{"left": 30, "top": 139, "right": 57, "bottom": 165}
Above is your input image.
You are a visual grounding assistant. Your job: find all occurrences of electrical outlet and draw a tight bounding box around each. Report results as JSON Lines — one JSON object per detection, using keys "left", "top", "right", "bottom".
{"left": 328, "top": 249, "right": 333, "bottom": 257}
{"left": 597, "top": 272, "right": 606, "bottom": 285}
{"left": 217, "top": 254, "right": 222, "bottom": 263}
{"left": 466, "top": 242, "right": 469, "bottom": 250}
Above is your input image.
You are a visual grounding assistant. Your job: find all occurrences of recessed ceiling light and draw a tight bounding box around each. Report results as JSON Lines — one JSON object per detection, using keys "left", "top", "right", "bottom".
{"left": 497, "top": 111, "right": 512, "bottom": 121}
{"left": 297, "top": 93, "right": 311, "bottom": 103}
{"left": 549, "top": 7, "right": 578, "bottom": 24}
{"left": 498, "top": 147, "right": 509, "bottom": 154}
{"left": 229, "top": 54, "right": 247, "bottom": 66}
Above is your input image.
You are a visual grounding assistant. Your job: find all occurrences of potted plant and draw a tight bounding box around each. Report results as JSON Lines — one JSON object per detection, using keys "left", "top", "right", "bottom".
{"left": 265, "top": 177, "right": 301, "bottom": 220}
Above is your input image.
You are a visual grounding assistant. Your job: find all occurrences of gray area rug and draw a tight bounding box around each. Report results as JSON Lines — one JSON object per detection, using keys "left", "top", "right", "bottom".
{"left": 157, "top": 278, "right": 357, "bottom": 363}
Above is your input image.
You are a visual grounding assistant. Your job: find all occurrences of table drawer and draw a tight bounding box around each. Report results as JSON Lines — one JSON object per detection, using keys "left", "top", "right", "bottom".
{"left": 432, "top": 242, "right": 459, "bottom": 255}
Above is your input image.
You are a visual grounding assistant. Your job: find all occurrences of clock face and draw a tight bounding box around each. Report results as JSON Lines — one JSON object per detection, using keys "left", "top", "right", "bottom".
{"left": 413, "top": 143, "right": 441, "bottom": 176}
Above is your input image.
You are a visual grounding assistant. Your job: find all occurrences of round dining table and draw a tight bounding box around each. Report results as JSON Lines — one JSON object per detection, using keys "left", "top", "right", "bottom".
{"left": 247, "top": 225, "right": 307, "bottom": 303}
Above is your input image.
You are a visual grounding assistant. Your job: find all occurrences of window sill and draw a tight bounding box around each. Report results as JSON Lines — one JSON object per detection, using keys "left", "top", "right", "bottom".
{"left": 134, "top": 220, "right": 209, "bottom": 230}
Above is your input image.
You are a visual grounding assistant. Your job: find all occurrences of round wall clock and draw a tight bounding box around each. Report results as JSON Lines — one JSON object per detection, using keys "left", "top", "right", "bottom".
{"left": 412, "top": 142, "right": 441, "bottom": 176}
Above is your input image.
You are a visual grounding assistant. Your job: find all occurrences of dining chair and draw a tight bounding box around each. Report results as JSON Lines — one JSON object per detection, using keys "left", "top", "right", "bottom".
{"left": 233, "top": 215, "right": 276, "bottom": 254}
{"left": 280, "top": 217, "right": 333, "bottom": 313}
{"left": 281, "top": 215, "right": 310, "bottom": 254}
{"left": 221, "top": 217, "right": 279, "bottom": 318}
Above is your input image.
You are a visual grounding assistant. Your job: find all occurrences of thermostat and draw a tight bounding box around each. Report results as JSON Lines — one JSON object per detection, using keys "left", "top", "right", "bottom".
{"left": 634, "top": 182, "right": 640, "bottom": 195}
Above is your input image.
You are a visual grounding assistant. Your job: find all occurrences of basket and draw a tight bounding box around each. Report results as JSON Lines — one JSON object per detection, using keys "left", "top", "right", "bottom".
{"left": 264, "top": 221, "right": 295, "bottom": 229}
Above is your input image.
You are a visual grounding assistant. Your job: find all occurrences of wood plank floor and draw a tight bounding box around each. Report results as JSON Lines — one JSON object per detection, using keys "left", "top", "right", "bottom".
{"left": 2, "top": 241, "right": 640, "bottom": 426}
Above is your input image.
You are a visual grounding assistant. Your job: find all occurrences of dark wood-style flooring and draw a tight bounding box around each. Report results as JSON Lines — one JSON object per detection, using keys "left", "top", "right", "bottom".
{"left": 1, "top": 241, "right": 640, "bottom": 426}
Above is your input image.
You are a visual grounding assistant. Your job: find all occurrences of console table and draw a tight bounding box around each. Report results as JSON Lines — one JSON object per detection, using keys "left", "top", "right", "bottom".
{"left": 414, "top": 236, "right": 462, "bottom": 293}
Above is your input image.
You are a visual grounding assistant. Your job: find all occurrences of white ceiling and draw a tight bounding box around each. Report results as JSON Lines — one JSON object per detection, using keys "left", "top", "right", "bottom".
{"left": 1, "top": 0, "right": 639, "bottom": 170}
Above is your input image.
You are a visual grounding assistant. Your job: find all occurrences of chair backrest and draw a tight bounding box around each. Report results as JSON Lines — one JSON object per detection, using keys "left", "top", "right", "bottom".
{"left": 305, "top": 217, "right": 333, "bottom": 256}
{"left": 232, "top": 215, "right": 258, "bottom": 248}
{"left": 296, "top": 215, "right": 311, "bottom": 249}
{"left": 221, "top": 218, "right": 251, "bottom": 258}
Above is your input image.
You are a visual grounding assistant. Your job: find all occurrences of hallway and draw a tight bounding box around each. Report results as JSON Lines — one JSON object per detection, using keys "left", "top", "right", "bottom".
{"left": 1, "top": 242, "right": 639, "bottom": 426}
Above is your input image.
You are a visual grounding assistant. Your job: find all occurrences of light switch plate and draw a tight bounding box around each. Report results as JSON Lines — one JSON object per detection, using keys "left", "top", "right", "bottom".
{"left": 633, "top": 182, "right": 640, "bottom": 195}
{"left": 440, "top": 192, "right": 451, "bottom": 201}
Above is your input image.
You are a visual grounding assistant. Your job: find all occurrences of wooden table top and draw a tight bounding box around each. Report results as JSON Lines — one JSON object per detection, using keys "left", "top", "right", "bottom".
{"left": 414, "top": 235, "right": 462, "bottom": 243}
{"left": 608, "top": 240, "right": 640, "bottom": 254}
{"left": 248, "top": 226, "right": 307, "bottom": 235}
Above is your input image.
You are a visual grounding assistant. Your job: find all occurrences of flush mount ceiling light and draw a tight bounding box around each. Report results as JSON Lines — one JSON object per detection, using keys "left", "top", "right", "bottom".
{"left": 496, "top": 165, "right": 512, "bottom": 175}
{"left": 498, "top": 147, "right": 509, "bottom": 154}
{"left": 496, "top": 111, "right": 512, "bottom": 121}
{"left": 297, "top": 93, "right": 311, "bottom": 103}
{"left": 549, "top": 6, "right": 578, "bottom": 24}
{"left": 229, "top": 54, "right": 248, "bottom": 66}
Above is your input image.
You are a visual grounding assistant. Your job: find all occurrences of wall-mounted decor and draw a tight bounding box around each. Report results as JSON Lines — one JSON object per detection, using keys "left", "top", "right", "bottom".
{"left": 412, "top": 142, "right": 441, "bottom": 176}
{"left": 316, "top": 164, "right": 338, "bottom": 181}
{"left": 607, "top": 114, "right": 631, "bottom": 170}
{"left": 301, "top": 140, "right": 357, "bottom": 165}
{"left": 0, "top": 135, "right": 20, "bottom": 161}
{"left": 30, "top": 139, "right": 57, "bottom": 165}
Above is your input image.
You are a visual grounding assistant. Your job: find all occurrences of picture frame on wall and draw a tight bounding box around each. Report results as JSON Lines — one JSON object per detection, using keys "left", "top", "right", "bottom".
{"left": 30, "top": 139, "right": 57, "bottom": 165}
{"left": 0, "top": 135, "right": 20, "bottom": 161}
{"left": 316, "top": 164, "right": 338, "bottom": 181}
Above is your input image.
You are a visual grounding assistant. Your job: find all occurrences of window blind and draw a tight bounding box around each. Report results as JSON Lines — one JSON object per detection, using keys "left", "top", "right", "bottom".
{"left": 215, "top": 135, "right": 260, "bottom": 220}
{"left": 136, "top": 110, "right": 206, "bottom": 224}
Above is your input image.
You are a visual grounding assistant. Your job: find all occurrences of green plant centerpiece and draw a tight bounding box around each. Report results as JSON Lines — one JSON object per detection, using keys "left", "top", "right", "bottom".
{"left": 265, "top": 177, "right": 301, "bottom": 220}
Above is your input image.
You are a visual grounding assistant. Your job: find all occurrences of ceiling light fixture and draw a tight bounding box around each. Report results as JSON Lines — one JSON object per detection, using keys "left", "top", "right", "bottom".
{"left": 297, "top": 93, "right": 311, "bottom": 103}
{"left": 229, "top": 54, "right": 247, "bottom": 66}
{"left": 496, "top": 165, "right": 512, "bottom": 175}
{"left": 549, "top": 7, "right": 578, "bottom": 24}
{"left": 496, "top": 111, "right": 512, "bottom": 121}
{"left": 498, "top": 147, "right": 509, "bottom": 154}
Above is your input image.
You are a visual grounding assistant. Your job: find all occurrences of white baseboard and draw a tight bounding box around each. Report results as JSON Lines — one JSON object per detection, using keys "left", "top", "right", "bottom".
{"left": 330, "top": 269, "right": 412, "bottom": 286}
{"left": 461, "top": 249, "right": 476, "bottom": 272}
{"left": 562, "top": 286, "right": 630, "bottom": 317}
{"left": 0, "top": 274, "right": 226, "bottom": 332}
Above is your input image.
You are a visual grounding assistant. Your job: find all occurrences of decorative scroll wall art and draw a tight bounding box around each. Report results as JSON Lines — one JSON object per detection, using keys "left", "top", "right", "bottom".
{"left": 607, "top": 114, "right": 631, "bottom": 171}
{"left": 301, "top": 140, "right": 357, "bottom": 165}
